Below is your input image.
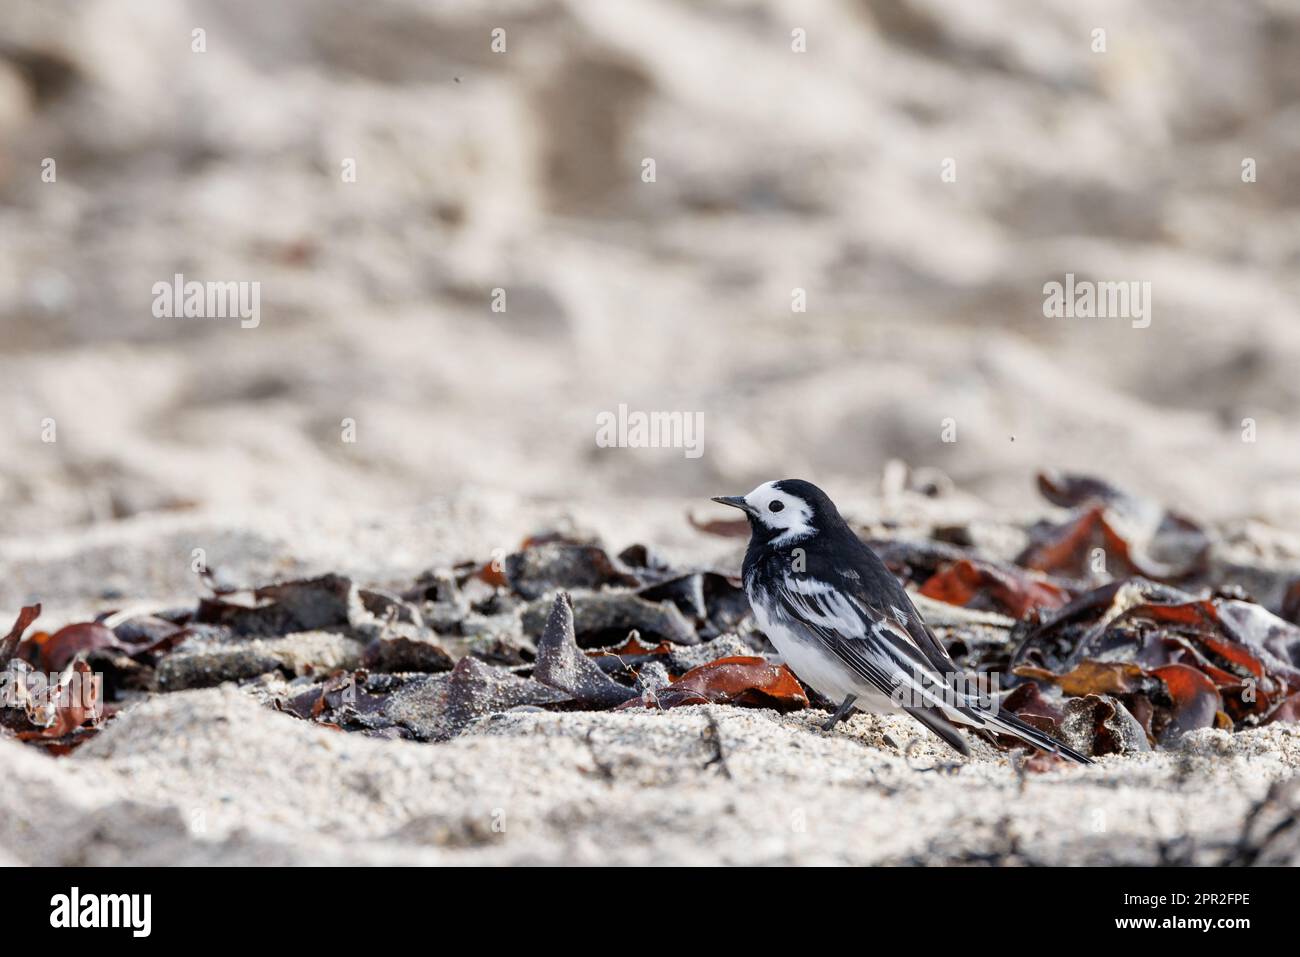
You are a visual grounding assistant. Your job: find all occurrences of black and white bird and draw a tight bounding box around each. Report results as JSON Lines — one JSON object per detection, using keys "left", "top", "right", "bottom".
{"left": 713, "top": 479, "right": 1091, "bottom": 764}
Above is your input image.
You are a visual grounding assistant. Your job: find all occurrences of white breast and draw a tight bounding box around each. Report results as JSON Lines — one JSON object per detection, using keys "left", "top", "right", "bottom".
{"left": 749, "top": 593, "right": 899, "bottom": 714}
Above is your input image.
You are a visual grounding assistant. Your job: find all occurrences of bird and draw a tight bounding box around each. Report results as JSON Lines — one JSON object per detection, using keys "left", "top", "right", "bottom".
{"left": 712, "top": 479, "right": 1092, "bottom": 764}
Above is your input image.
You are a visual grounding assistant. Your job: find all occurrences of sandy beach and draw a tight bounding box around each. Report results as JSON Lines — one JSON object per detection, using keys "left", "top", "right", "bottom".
{"left": 3, "top": 0, "right": 1300, "bottom": 866}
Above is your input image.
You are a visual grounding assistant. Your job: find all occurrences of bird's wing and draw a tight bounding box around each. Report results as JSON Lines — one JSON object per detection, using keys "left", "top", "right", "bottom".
{"left": 823, "top": 551, "right": 961, "bottom": 676}
{"left": 890, "top": 591, "right": 961, "bottom": 675}
{"left": 774, "top": 576, "right": 971, "bottom": 714}
{"left": 770, "top": 573, "right": 1094, "bottom": 764}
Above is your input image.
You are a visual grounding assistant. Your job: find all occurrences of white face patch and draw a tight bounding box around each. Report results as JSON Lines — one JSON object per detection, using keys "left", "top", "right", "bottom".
{"left": 743, "top": 481, "right": 815, "bottom": 545}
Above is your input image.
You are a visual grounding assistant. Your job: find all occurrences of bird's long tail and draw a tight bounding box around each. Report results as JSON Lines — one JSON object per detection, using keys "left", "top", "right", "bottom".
{"left": 905, "top": 702, "right": 1093, "bottom": 764}
{"left": 968, "top": 706, "right": 1094, "bottom": 764}
{"left": 903, "top": 706, "right": 971, "bottom": 756}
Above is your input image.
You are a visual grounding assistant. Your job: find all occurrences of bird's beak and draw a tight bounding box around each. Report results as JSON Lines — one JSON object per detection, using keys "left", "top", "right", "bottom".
{"left": 711, "top": 495, "right": 752, "bottom": 515}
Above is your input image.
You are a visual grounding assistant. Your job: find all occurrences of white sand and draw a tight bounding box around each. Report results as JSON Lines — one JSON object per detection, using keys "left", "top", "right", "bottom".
{"left": 2, "top": 683, "right": 1297, "bottom": 866}
{"left": 4, "top": 0, "right": 1300, "bottom": 537}
{"left": 3, "top": 0, "right": 1300, "bottom": 865}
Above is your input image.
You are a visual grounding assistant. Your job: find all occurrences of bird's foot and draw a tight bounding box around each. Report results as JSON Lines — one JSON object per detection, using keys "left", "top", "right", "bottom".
{"left": 820, "top": 694, "right": 858, "bottom": 732}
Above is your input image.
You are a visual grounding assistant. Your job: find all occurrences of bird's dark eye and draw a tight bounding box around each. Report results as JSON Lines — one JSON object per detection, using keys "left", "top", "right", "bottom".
{"left": 769, "top": 500, "right": 785, "bottom": 513}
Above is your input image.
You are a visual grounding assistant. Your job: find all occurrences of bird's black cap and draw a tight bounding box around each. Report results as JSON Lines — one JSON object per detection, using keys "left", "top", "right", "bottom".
{"left": 769, "top": 479, "right": 841, "bottom": 517}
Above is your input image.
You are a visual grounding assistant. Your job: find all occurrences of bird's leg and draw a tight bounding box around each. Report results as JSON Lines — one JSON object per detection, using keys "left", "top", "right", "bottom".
{"left": 821, "top": 694, "right": 858, "bottom": 732}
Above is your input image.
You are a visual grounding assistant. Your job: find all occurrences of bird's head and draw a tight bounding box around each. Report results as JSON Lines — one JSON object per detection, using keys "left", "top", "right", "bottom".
{"left": 711, "top": 479, "right": 841, "bottom": 547}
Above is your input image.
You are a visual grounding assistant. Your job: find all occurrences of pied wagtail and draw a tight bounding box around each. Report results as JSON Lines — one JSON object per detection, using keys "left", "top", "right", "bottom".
{"left": 713, "top": 479, "right": 1091, "bottom": 764}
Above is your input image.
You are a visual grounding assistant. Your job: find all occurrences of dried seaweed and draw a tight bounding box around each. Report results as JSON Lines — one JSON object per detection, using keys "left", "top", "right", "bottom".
{"left": 3, "top": 659, "right": 104, "bottom": 753}
{"left": 1059, "top": 694, "right": 1151, "bottom": 757}
{"left": 0, "top": 604, "right": 40, "bottom": 668}
{"left": 919, "top": 558, "right": 1070, "bottom": 618}
{"left": 196, "top": 574, "right": 356, "bottom": 637}
{"left": 361, "top": 634, "right": 455, "bottom": 673}
{"left": 619, "top": 655, "right": 808, "bottom": 712}
{"left": 504, "top": 543, "right": 640, "bottom": 599}
{"left": 638, "top": 572, "right": 749, "bottom": 637}
{"left": 1019, "top": 472, "right": 1210, "bottom": 581}
{"left": 35, "top": 622, "right": 123, "bottom": 673}
{"left": 521, "top": 592, "right": 698, "bottom": 647}
{"left": 441, "top": 657, "right": 571, "bottom": 738}
{"left": 533, "top": 593, "right": 638, "bottom": 708}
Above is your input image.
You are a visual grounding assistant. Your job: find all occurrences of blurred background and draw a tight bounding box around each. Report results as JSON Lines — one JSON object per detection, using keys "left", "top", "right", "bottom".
{"left": 3, "top": 0, "right": 1300, "bottom": 543}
